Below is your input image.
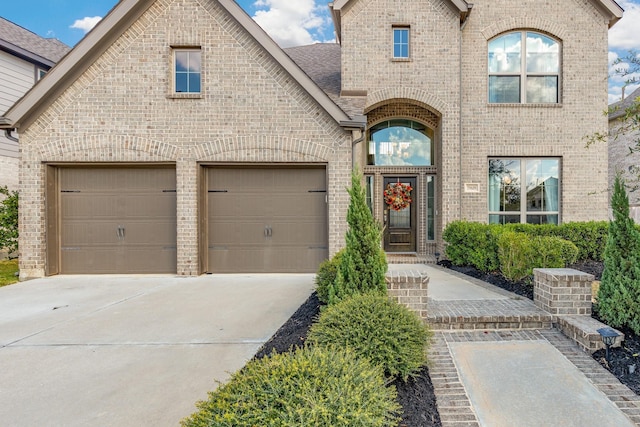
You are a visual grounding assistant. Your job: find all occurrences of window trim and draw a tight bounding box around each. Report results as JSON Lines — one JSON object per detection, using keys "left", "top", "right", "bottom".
{"left": 170, "top": 46, "right": 202, "bottom": 98}
{"left": 392, "top": 26, "right": 410, "bottom": 60}
{"left": 488, "top": 157, "right": 561, "bottom": 225}
{"left": 488, "top": 31, "right": 561, "bottom": 104}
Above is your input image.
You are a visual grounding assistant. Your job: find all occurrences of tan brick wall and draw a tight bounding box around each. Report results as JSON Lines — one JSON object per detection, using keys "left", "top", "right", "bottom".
{"left": 340, "top": 0, "right": 610, "bottom": 250}
{"left": 459, "top": 0, "right": 610, "bottom": 224}
{"left": 17, "top": 0, "right": 351, "bottom": 279}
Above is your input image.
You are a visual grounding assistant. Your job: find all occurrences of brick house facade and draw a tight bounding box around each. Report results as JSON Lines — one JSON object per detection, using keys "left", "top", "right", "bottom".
{"left": 0, "top": 0, "right": 622, "bottom": 279}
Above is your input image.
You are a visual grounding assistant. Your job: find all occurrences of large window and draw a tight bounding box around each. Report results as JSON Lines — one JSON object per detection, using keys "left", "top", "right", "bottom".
{"left": 174, "top": 48, "right": 201, "bottom": 94}
{"left": 393, "top": 27, "right": 410, "bottom": 59}
{"left": 368, "top": 119, "right": 433, "bottom": 166}
{"left": 488, "top": 158, "right": 560, "bottom": 225}
{"left": 488, "top": 32, "right": 560, "bottom": 103}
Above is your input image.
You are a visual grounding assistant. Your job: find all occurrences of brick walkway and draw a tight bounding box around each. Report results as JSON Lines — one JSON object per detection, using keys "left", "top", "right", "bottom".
{"left": 430, "top": 329, "right": 640, "bottom": 426}
{"left": 421, "top": 266, "right": 640, "bottom": 427}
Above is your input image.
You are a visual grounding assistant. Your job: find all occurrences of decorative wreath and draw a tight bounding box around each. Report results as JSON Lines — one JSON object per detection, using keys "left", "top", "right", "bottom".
{"left": 384, "top": 182, "right": 413, "bottom": 211}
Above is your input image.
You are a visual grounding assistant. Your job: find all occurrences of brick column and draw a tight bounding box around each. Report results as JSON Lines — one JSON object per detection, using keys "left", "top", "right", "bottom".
{"left": 385, "top": 270, "right": 429, "bottom": 319}
{"left": 533, "top": 268, "right": 594, "bottom": 315}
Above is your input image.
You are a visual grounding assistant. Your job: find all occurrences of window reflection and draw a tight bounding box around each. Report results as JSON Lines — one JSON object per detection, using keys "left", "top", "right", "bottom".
{"left": 368, "top": 120, "right": 434, "bottom": 166}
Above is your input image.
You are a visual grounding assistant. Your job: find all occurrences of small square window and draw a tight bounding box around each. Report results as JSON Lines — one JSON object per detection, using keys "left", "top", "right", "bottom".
{"left": 174, "top": 49, "right": 201, "bottom": 94}
{"left": 393, "top": 28, "right": 410, "bottom": 59}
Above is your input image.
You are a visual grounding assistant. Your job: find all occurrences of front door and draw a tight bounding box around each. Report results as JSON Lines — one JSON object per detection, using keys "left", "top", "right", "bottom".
{"left": 383, "top": 177, "right": 417, "bottom": 252}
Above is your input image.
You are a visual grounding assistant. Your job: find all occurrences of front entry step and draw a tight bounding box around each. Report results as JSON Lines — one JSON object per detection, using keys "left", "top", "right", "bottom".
{"left": 427, "top": 299, "right": 554, "bottom": 330}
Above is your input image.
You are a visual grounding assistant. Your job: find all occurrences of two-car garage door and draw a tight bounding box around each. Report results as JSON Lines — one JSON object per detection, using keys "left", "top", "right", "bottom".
{"left": 51, "top": 166, "right": 327, "bottom": 274}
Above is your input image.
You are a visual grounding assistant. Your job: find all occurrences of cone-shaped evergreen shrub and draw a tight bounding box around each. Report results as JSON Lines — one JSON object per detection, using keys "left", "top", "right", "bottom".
{"left": 597, "top": 174, "right": 640, "bottom": 334}
{"left": 328, "top": 169, "right": 387, "bottom": 304}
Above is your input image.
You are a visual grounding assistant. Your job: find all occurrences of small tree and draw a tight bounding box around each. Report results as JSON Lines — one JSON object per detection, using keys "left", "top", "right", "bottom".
{"left": 328, "top": 169, "right": 387, "bottom": 304}
{"left": 0, "top": 186, "right": 18, "bottom": 256}
{"left": 597, "top": 174, "right": 640, "bottom": 334}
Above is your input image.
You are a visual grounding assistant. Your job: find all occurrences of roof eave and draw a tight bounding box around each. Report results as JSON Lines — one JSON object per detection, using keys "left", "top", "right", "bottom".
{"left": 596, "top": 0, "right": 624, "bottom": 27}
{"left": 2, "top": 0, "right": 149, "bottom": 129}
{"left": 0, "top": 40, "right": 56, "bottom": 68}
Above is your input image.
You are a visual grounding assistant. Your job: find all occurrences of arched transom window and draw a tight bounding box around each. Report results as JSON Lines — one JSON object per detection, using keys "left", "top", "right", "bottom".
{"left": 488, "top": 31, "right": 560, "bottom": 104}
{"left": 367, "top": 119, "right": 434, "bottom": 166}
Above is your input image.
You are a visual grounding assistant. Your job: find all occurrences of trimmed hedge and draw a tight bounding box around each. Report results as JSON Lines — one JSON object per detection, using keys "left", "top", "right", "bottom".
{"left": 497, "top": 232, "right": 578, "bottom": 282}
{"left": 307, "top": 293, "right": 431, "bottom": 381}
{"left": 443, "top": 220, "right": 610, "bottom": 270}
{"left": 182, "top": 346, "right": 401, "bottom": 427}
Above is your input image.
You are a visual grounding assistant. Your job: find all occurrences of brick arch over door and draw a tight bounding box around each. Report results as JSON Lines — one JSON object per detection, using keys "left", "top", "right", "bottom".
{"left": 194, "top": 135, "right": 336, "bottom": 162}
{"left": 366, "top": 101, "right": 441, "bottom": 130}
{"left": 481, "top": 18, "right": 568, "bottom": 41}
{"left": 39, "top": 135, "right": 179, "bottom": 162}
{"left": 365, "top": 88, "right": 448, "bottom": 118}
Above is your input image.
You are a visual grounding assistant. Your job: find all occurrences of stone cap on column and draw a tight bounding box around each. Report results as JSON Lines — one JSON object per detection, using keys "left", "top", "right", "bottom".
{"left": 533, "top": 268, "right": 595, "bottom": 282}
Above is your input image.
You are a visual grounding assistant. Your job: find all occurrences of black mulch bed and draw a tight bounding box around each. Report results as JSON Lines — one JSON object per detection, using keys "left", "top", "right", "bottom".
{"left": 441, "top": 260, "right": 640, "bottom": 396}
{"left": 255, "top": 292, "right": 442, "bottom": 427}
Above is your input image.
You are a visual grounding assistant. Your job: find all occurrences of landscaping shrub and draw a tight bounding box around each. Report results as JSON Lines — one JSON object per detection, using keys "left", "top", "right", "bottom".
{"left": 597, "top": 175, "right": 640, "bottom": 334}
{"left": 315, "top": 249, "right": 344, "bottom": 304}
{"left": 556, "top": 221, "right": 608, "bottom": 261}
{"left": 307, "top": 293, "right": 431, "bottom": 381}
{"left": 498, "top": 232, "right": 578, "bottom": 282}
{"left": 181, "top": 345, "right": 401, "bottom": 427}
{"left": 0, "top": 186, "right": 18, "bottom": 256}
{"left": 497, "top": 231, "right": 533, "bottom": 282}
{"left": 442, "top": 221, "right": 503, "bottom": 272}
{"left": 329, "top": 169, "right": 387, "bottom": 304}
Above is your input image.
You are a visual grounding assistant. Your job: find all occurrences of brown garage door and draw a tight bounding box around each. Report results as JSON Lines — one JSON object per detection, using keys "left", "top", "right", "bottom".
{"left": 58, "top": 167, "right": 177, "bottom": 274}
{"left": 207, "top": 167, "right": 328, "bottom": 273}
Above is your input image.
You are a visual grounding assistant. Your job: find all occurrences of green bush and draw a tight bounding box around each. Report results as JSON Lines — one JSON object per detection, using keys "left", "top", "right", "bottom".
{"left": 0, "top": 186, "right": 18, "bottom": 256}
{"left": 556, "top": 221, "right": 608, "bottom": 261}
{"left": 442, "top": 221, "right": 503, "bottom": 272}
{"left": 307, "top": 293, "right": 431, "bottom": 381}
{"left": 315, "top": 249, "right": 344, "bottom": 304}
{"left": 498, "top": 232, "right": 579, "bottom": 281}
{"left": 182, "top": 346, "right": 401, "bottom": 427}
{"left": 597, "top": 175, "right": 640, "bottom": 334}
{"left": 497, "top": 231, "right": 533, "bottom": 282}
{"left": 329, "top": 170, "right": 387, "bottom": 304}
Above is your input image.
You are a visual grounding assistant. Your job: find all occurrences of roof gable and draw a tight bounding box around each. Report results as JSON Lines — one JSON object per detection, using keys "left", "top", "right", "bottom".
{"left": 1, "top": 0, "right": 351, "bottom": 131}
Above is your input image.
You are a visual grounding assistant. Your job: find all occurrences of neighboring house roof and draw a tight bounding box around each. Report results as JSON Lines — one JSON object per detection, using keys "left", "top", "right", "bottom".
{"left": 0, "top": 0, "right": 355, "bottom": 133}
{"left": 609, "top": 86, "right": 640, "bottom": 121}
{"left": 284, "top": 43, "right": 365, "bottom": 119}
{"left": 0, "top": 17, "right": 70, "bottom": 68}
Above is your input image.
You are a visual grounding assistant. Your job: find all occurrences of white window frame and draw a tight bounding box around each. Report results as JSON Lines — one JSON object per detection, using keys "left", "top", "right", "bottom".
{"left": 488, "top": 31, "right": 561, "bottom": 104}
{"left": 392, "top": 26, "right": 410, "bottom": 59}
{"left": 172, "top": 47, "right": 202, "bottom": 95}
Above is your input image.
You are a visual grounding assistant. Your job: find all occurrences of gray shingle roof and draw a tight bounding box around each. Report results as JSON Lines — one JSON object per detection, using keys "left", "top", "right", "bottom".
{"left": 284, "top": 43, "right": 365, "bottom": 119}
{"left": 610, "top": 86, "right": 640, "bottom": 120}
{"left": 0, "top": 16, "right": 71, "bottom": 65}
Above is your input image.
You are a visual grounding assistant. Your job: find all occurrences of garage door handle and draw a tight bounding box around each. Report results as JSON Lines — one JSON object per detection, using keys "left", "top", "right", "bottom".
{"left": 116, "top": 225, "right": 125, "bottom": 240}
{"left": 264, "top": 226, "right": 272, "bottom": 237}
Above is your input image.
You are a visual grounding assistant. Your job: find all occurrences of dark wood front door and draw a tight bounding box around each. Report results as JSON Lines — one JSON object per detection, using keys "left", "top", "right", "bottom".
{"left": 383, "top": 177, "right": 417, "bottom": 252}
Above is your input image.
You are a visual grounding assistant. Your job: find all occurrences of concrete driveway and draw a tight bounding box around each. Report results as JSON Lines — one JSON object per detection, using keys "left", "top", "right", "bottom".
{"left": 0, "top": 274, "right": 314, "bottom": 426}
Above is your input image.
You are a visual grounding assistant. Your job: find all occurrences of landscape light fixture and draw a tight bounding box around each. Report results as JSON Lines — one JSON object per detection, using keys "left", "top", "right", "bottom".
{"left": 597, "top": 327, "right": 620, "bottom": 362}
{"left": 435, "top": 252, "right": 440, "bottom": 263}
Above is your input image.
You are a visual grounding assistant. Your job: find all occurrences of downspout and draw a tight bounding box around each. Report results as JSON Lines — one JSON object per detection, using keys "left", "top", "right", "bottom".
{"left": 459, "top": 5, "right": 472, "bottom": 219}
{"left": 4, "top": 129, "right": 18, "bottom": 143}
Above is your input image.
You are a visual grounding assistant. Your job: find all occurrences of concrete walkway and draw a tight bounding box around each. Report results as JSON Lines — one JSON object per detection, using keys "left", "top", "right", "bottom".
{"left": 388, "top": 264, "right": 640, "bottom": 427}
{"left": 0, "top": 274, "right": 314, "bottom": 426}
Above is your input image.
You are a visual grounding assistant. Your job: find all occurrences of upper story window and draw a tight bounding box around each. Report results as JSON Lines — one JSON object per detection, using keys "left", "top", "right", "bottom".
{"left": 368, "top": 119, "right": 433, "bottom": 166}
{"left": 174, "top": 48, "right": 201, "bottom": 94}
{"left": 393, "top": 27, "right": 410, "bottom": 59}
{"left": 36, "top": 68, "right": 47, "bottom": 81}
{"left": 488, "top": 32, "right": 560, "bottom": 104}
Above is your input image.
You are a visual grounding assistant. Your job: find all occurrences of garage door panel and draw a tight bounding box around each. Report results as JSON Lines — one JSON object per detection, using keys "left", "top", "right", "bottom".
{"left": 208, "top": 221, "right": 266, "bottom": 246}
{"left": 58, "top": 167, "right": 176, "bottom": 274}
{"left": 207, "top": 167, "right": 328, "bottom": 273}
{"left": 61, "top": 195, "right": 120, "bottom": 218}
{"left": 61, "top": 221, "right": 122, "bottom": 246}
